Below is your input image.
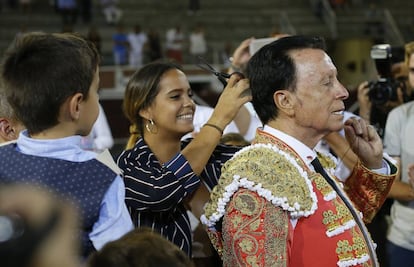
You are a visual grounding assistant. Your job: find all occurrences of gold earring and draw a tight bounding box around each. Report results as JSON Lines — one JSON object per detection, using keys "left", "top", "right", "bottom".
{"left": 145, "top": 119, "right": 157, "bottom": 134}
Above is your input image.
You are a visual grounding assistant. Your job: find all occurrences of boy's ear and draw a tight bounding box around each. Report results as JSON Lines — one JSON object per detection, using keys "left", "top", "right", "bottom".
{"left": 0, "top": 118, "right": 18, "bottom": 141}
{"left": 68, "top": 93, "right": 84, "bottom": 120}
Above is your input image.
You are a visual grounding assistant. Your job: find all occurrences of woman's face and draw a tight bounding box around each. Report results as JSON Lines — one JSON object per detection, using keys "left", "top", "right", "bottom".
{"left": 144, "top": 68, "right": 196, "bottom": 139}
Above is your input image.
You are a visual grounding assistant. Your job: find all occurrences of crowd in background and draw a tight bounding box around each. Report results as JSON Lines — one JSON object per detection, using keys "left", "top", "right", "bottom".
{"left": 2, "top": 0, "right": 402, "bottom": 68}
{"left": 0, "top": 0, "right": 221, "bottom": 67}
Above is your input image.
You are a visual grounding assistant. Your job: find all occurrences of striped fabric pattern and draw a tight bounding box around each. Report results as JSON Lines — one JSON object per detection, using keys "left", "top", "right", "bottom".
{"left": 117, "top": 138, "right": 239, "bottom": 256}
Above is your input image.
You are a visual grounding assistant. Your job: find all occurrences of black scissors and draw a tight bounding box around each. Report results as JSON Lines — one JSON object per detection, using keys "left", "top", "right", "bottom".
{"left": 197, "top": 56, "right": 241, "bottom": 87}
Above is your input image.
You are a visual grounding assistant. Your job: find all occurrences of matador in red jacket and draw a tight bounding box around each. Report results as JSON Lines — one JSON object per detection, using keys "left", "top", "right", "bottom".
{"left": 201, "top": 35, "right": 397, "bottom": 267}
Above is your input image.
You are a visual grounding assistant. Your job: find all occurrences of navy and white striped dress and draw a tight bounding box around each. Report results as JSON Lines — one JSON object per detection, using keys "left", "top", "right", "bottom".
{"left": 117, "top": 138, "right": 239, "bottom": 256}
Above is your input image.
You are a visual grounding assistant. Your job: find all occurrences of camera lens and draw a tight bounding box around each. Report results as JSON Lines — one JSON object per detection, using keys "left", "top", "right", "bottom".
{"left": 368, "top": 81, "right": 393, "bottom": 105}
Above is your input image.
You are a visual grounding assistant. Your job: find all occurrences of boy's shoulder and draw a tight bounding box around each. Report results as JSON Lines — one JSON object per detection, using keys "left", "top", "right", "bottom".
{"left": 0, "top": 143, "right": 118, "bottom": 174}
{"left": 0, "top": 140, "right": 17, "bottom": 147}
{"left": 0, "top": 145, "right": 117, "bottom": 195}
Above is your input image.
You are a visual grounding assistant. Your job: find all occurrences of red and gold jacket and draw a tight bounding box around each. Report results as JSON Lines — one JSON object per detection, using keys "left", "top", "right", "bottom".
{"left": 201, "top": 130, "right": 396, "bottom": 267}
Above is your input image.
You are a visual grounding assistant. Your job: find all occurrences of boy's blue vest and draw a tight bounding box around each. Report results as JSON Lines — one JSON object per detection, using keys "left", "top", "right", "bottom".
{"left": 0, "top": 143, "right": 116, "bottom": 256}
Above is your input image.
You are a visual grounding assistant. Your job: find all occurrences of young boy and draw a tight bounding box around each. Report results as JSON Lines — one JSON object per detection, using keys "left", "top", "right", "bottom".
{"left": 0, "top": 32, "right": 133, "bottom": 256}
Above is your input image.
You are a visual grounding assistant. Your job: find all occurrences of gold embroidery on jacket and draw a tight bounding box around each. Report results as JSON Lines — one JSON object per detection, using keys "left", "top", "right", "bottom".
{"left": 311, "top": 172, "right": 335, "bottom": 198}
{"left": 223, "top": 189, "right": 288, "bottom": 266}
{"left": 223, "top": 190, "right": 262, "bottom": 266}
{"left": 321, "top": 198, "right": 354, "bottom": 236}
{"left": 316, "top": 151, "right": 337, "bottom": 171}
{"left": 336, "top": 229, "right": 370, "bottom": 264}
{"left": 264, "top": 200, "right": 289, "bottom": 266}
{"left": 204, "top": 146, "right": 315, "bottom": 223}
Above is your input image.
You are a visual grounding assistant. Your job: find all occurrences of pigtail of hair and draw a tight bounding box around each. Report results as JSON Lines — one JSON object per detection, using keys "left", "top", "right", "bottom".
{"left": 126, "top": 124, "right": 141, "bottom": 150}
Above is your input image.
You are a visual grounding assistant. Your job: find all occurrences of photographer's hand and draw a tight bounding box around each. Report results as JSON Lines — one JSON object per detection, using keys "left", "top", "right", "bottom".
{"left": 229, "top": 37, "right": 254, "bottom": 73}
{"left": 357, "top": 81, "right": 371, "bottom": 122}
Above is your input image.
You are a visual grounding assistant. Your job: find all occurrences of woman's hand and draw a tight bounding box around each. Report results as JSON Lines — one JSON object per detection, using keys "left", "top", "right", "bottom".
{"left": 208, "top": 73, "right": 251, "bottom": 130}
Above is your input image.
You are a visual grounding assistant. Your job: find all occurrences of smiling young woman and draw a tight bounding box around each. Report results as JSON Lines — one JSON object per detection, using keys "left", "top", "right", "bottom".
{"left": 116, "top": 61, "right": 251, "bottom": 258}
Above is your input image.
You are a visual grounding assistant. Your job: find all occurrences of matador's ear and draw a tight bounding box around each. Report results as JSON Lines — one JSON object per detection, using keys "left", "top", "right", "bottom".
{"left": 274, "top": 89, "right": 295, "bottom": 117}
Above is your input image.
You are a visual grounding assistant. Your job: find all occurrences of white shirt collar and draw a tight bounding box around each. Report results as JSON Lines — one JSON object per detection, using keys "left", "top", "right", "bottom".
{"left": 16, "top": 130, "right": 95, "bottom": 162}
{"left": 262, "top": 125, "right": 317, "bottom": 167}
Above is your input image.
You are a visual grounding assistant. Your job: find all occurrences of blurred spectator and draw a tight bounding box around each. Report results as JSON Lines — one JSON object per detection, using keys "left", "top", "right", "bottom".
{"left": 80, "top": 104, "right": 114, "bottom": 153}
{"left": 0, "top": 184, "right": 80, "bottom": 267}
{"left": 227, "top": 37, "right": 254, "bottom": 74}
{"left": 384, "top": 41, "right": 414, "bottom": 267}
{"left": 146, "top": 28, "right": 162, "bottom": 62}
{"left": 80, "top": 0, "right": 92, "bottom": 24}
{"left": 187, "top": 0, "right": 200, "bottom": 16}
{"left": 88, "top": 228, "right": 194, "bottom": 267}
{"left": 86, "top": 25, "right": 102, "bottom": 55}
{"left": 100, "top": 0, "right": 122, "bottom": 25}
{"left": 364, "top": 3, "right": 384, "bottom": 43}
{"left": 226, "top": 37, "right": 263, "bottom": 141}
{"left": 189, "top": 23, "right": 207, "bottom": 63}
{"left": 113, "top": 24, "right": 129, "bottom": 65}
{"left": 56, "top": 0, "right": 78, "bottom": 27}
{"left": 329, "top": 0, "right": 349, "bottom": 10}
{"left": 166, "top": 25, "right": 184, "bottom": 63}
{"left": 220, "top": 41, "right": 233, "bottom": 67}
{"left": 19, "top": 0, "right": 31, "bottom": 13}
{"left": 329, "top": 47, "right": 412, "bottom": 267}
{"left": 357, "top": 61, "right": 411, "bottom": 139}
{"left": 127, "top": 24, "right": 148, "bottom": 68}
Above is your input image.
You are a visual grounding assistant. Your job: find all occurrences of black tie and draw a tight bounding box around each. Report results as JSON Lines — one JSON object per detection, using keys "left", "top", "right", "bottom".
{"left": 311, "top": 157, "right": 336, "bottom": 188}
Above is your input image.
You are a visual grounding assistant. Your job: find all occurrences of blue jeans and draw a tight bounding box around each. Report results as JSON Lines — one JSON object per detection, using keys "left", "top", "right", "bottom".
{"left": 387, "top": 240, "right": 414, "bottom": 267}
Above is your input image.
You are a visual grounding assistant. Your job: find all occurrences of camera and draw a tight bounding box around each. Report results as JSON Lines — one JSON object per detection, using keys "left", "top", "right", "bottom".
{"left": 367, "top": 44, "right": 409, "bottom": 138}
{"left": 249, "top": 37, "right": 279, "bottom": 56}
{"left": 368, "top": 44, "right": 405, "bottom": 105}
